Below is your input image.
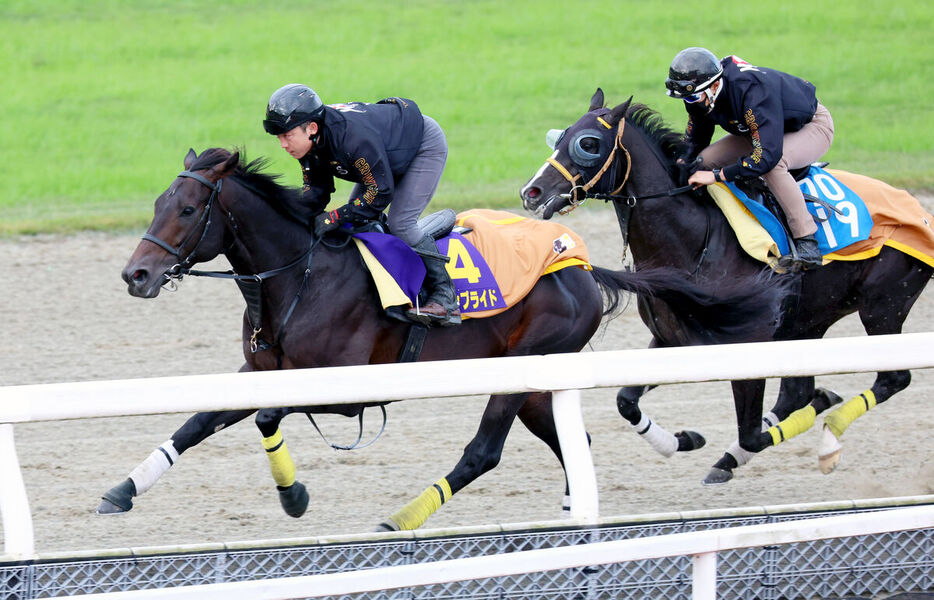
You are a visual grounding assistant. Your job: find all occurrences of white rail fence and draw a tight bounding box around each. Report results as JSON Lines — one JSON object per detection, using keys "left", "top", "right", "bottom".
{"left": 2, "top": 332, "right": 934, "bottom": 594}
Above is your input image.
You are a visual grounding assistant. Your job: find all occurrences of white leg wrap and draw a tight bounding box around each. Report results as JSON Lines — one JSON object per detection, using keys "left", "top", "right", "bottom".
{"left": 128, "top": 440, "right": 179, "bottom": 495}
{"left": 761, "top": 411, "right": 779, "bottom": 430}
{"left": 725, "top": 412, "right": 776, "bottom": 468}
{"left": 561, "top": 494, "right": 571, "bottom": 516}
{"left": 632, "top": 414, "right": 678, "bottom": 458}
{"left": 726, "top": 439, "right": 756, "bottom": 467}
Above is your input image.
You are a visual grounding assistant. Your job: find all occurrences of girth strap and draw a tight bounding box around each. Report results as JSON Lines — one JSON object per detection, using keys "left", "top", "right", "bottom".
{"left": 398, "top": 324, "right": 429, "bottom": 363}
{"left": 234, "top": 278, "right": 264, "bottom": 338}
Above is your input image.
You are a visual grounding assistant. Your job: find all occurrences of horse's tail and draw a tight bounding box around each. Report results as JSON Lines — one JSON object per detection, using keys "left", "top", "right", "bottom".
{"left": 589, "top": 265, "right": 791, "bottom": 344}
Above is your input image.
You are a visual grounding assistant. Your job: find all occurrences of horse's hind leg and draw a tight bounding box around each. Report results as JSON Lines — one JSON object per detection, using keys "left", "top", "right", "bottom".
{"left": 254, "top": 407, "right": 309, "bottom": 518}
{"left": 96, "top": 409, "right": 256, "bottom": 514}
{"left": 513, "top": 392, "right": 574, "bottom": 515}
{"left": 819, "top": 255, "right": 931, "bottom": 473}
{"left": 377, "top": 392, "right": 528, "bottom": 531}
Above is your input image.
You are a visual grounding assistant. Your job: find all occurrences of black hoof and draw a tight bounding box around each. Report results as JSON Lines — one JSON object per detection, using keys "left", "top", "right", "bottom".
{"left": 811, "top": 387, "right": 844, "bottom": 414}
{"left": 96, "top": 478, "right": 136, "bottom": 514}
{"left": 278, "top": 481, "right": 309, "bottom": 518}
{"left": 702, "top": 467, "right": 734, "bottom": 486}
{"left": 675, "top": 430, "right": 706, "bottom": 451}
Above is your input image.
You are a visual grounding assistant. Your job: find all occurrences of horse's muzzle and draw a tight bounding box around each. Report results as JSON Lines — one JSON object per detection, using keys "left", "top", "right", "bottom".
{"left": 121, "top": 264, "right": 166, "bottom": 298}
{"left": 521, "top": 186, "right": 561, "bottom": 220}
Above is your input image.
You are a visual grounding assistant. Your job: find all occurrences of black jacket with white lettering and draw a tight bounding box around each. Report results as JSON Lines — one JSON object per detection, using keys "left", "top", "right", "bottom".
{"left": 298, "top": 97, "right": 424, "bottom": 221}
{"left": 683, "top": 56, "right": 818, "bottom": 181}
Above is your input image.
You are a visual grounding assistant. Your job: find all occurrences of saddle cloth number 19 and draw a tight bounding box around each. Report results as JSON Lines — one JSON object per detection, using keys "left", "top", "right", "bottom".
{"left": 800, "top": 166, "right": 873, "bottom": 252}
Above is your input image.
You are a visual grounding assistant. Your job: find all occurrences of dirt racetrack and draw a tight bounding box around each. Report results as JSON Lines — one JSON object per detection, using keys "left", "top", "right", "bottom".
{"left": 2, "top": 202, "right": 933, "bottom": 555}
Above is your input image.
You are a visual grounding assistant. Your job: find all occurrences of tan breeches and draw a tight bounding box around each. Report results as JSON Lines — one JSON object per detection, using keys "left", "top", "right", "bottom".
{"left": 699, "top": 103, "right": 834, "bottom": 238}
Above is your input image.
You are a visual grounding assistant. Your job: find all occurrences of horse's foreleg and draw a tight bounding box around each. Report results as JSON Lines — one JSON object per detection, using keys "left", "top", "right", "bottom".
{"left": 818, "top": 369, "right": 910, "bottom": 473}
{"left": 377, "top": 392, "right": 526, "bottom": 531}
{"left": 617, "top": 337, "right": 705, "bottom": 455}
{"left": 617, "top": 385, "right": 706, "bottom": 455}
{"left": 96, "top": 409, "right": 255, "bottom": 514}
{"left": 255, "top": 407, "right": 308, "bottom": 518}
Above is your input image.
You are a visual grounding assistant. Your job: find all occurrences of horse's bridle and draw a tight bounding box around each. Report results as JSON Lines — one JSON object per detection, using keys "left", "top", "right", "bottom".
{"left": 141, "top": 170, "right": 222, "bottom": 279}
{"left": 141, "top": 168, "right": 316, "bottom": 353}
{"left": 546, "top": 115, "right": 632, "bottom": 215}
{"left": 545, "top": 116, "right": 704, "bottom": 271}
{"left": 547, "top": 116, "right": 694, "bottom": 214}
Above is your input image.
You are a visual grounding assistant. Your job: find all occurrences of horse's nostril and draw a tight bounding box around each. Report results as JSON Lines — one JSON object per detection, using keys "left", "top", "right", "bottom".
{"left": 526, "top": 187, "right": 541, "bottom": 199}
{"left": 132, "top": 269, "right": 148, "bottom": 283}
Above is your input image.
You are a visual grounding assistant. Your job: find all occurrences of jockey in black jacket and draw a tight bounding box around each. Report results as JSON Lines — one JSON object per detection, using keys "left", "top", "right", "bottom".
{"left": 666, "top": 47, "right": 835, "bottom": 271}
{"left": 263, "top": 84, "right": 460, "bottom": 326}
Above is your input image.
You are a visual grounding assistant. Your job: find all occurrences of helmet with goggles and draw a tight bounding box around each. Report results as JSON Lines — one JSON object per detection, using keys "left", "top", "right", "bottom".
{"left": 263, "top": 84, "right": 325, "bottom": 135}
{"left": 665, "top": 47, "right": 722, "bottom": 101}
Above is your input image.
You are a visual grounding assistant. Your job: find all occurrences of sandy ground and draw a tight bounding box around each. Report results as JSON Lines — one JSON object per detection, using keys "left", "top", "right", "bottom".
{"left": 2, "top": 201, "right": 933, "bottom": 555}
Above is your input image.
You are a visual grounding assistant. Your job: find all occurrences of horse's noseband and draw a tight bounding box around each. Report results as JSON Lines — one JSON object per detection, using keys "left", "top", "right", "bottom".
{"left": 141, "top": 170, "right": 222, "bottom": 280}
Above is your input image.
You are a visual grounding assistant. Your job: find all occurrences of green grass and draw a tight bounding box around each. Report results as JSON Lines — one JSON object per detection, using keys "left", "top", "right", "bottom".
{"left": 2, "top": 0, "right": 932, "bottom": 234}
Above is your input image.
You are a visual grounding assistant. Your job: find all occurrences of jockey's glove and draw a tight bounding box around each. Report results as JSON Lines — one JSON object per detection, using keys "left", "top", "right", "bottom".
{"left": 314, "top": 203, "right": 353, "bottom": 237}
{"left": 675, "top": 155, "right": 703, "bottom": 185}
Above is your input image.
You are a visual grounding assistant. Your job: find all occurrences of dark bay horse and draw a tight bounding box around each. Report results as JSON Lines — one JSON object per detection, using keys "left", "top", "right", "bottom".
{"left": 521, "top": 89, "right": 932, "bottom": 483}
{"left": 99, "top": 147, "right": 784, "bottom": 529}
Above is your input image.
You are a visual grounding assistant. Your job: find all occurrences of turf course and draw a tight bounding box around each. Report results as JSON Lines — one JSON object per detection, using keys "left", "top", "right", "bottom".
{"left": 3, "top": 0, "right": 932, "bottom": 234}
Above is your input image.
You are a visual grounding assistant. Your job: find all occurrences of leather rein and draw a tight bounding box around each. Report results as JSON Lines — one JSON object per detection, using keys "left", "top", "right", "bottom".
{"left": 141, "top": 169, "right": 316, "bottom": 353}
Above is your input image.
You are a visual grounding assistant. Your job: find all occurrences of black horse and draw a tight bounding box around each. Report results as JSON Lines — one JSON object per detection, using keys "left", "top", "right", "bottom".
{"left": 98, "top": 147, "right": 782, "bottom": 529}
{"left": 521, "top": 89, "right": 933, "bottom": 483}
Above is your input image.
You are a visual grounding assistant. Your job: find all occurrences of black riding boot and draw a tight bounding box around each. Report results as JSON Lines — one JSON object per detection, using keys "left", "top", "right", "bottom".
{"left": 406, "top": 235, "right": 462, "bottom": 327}
{"left": 779, "top": 234, "right": 823, "bottom": 272}
{"left": 793, "top": 234, "right": 824, "bottom": 270}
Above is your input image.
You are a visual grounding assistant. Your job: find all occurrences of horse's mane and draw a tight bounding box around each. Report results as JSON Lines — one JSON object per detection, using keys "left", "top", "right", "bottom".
{"left": 191, "top": 147, "right": 308, "bottom": 225}
{"left": 624, "top": 103, "right": 689, "bottom": 180}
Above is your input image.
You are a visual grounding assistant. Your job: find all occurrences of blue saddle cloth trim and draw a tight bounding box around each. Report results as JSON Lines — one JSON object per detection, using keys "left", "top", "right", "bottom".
{"left": 724, "top": 165, "right": 874, "bottom": 255}
{"left": 722, "top": 182, "right": 791, "bottom": 255}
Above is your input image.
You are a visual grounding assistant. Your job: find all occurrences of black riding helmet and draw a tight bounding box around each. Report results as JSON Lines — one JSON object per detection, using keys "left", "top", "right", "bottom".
{"left": 665, "top": 47, "right": 723, "bottom": 98}
{"left": 263, "top": 84, "right": 325, "bottom": 135}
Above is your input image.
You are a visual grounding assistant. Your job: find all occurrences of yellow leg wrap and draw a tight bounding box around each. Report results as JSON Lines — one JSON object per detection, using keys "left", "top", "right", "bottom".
{"left": 768, "top": 405, "right": 816, "bottom": 446}
{"left": 824, "top": 390, "right": 876, "bottom": 438}
{"left": 389, "top": 478, "right": 453, "bottom": 531}
{"left": 262, "top": 429, "right": 296, "bottom": 488}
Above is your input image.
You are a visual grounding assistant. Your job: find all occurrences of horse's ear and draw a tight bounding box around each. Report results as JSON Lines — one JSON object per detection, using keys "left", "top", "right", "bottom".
{"left": 184, "top": 148, "right": 197, "bottom": 169}
{"left": 589, "top": 88, "right": 605, "bottom": 111}
{"left": 213, "top": 151, "right": 240, "bottom": 179}
{"left": 608, "top": 96, "right": 633, "bottom": 125}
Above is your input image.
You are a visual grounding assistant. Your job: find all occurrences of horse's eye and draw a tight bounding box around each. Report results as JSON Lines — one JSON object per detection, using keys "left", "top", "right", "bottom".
{"left": 181, "top": 206, "right": 196, "bottom": 217}
{"left": 579, "top": 136, "right": 600, "bottom": 154}
{"left": 568, "top": 130, "right": 604, "bottom": 167}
